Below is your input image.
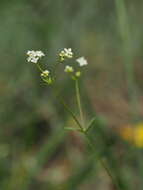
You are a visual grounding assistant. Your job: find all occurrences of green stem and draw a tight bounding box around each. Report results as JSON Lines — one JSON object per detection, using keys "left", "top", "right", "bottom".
{"left": 115, "top": 0, "right": 138, "bottom": 111}
{"left": 83, "top": 132, "right": 122, "bottom": 190}
{"left": 36, "top": 63, "right": 43, "bottom": 72}
{"left": 75, "top": 79, "right": 85, "bottom": 128}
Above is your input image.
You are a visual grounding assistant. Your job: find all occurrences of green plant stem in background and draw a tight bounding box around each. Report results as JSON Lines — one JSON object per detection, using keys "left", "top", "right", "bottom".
{"left": 75, "top": 79, "right": 85, "bottom": 129}
{"left": 115, "top": 0, "right": 138, "bottom": 118}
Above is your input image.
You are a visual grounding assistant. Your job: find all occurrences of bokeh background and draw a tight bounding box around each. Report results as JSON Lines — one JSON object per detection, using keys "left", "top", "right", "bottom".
{"left": 1, "top": 0, "right": 143, "bottom": 189}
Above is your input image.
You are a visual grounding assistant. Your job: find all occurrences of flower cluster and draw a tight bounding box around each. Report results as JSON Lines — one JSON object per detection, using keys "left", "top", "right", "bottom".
{"left": 27, "top": 50, "right": 45, "bottom": 63}
{"left": 26, "top": 48, "right": 88, "bottom": 85}
{"left": 59, "top": 48, "right": 73, "bottom": 61}
{"left": 63, "top": 55, "right": 88, "bottom": 79}
{"left": 41, "top": 70, "right": 50, "bottom": 77}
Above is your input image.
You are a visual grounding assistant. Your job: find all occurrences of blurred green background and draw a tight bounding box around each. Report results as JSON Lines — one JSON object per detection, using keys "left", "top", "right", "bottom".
{"left": 1, "top": 0, "right": 143, "bottom": 189}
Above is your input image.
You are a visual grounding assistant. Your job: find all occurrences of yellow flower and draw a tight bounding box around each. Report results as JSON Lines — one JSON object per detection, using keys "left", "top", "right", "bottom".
{"left": 120, "top": 122, "right": 143, "bottom": 148}
{"left": 134, "top": 124, "right": 143, "bottom": 147}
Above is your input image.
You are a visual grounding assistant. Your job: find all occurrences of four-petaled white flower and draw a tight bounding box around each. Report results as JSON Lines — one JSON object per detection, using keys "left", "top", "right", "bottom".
{"left": 27, "top": 50, "right": 45, "bottom": 63}
{"left": 59, "top": 48, "right": 73, "bottom": 61}
{"left": 35, "top": 51, "right": 45, "bottom": 57}
{"left": 64, "top": 65, "right": 74, "bottom": 73}
{"left": 41, "top": 70, "right": 50, "bottom": 77}
{"left": 63, "top": 48, "right": 73, "bottom": 58}
{"left": 76, "top": 57, "right": 88, "bottom": 67}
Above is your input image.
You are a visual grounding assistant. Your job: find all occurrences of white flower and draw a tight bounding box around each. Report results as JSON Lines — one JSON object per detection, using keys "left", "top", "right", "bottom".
{"left": 27, "top": 56, "right": 39, "bottom": 63}
{"left": 27, "top": 50, "right": 45, "bottom": 63}
{"left": 27, "top": 50, "right": 36, "bottom": 56}
{"left": 64, "top": 65, "right": 74, "bottom": 73}
{"left": 76, "top": 57, "right": 88, "bottom": 67}
{"left": 35, "top": 51, "right": 45, "bottom": 57}
{"left": 41, "top": 70, "right": 50, "bottom": 77}
{"left": 59, "top": 48, "right": 73, "bottom": 61}
{"left": 63, "top": 48, "right": 73, "bottom": 58}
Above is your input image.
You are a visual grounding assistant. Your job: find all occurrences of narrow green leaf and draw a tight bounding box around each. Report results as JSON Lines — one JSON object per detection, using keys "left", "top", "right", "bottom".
{"left": 64, "top": 127, "right": 78, "bottom": 131}
{"left": 85, "top": 117, "right": 96, "bottom": 133}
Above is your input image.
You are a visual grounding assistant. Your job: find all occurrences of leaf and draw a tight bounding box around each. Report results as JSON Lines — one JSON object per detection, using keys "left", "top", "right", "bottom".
{"left": 64, "top": 127, "right": 79, "bottom": 131}
{"left": 85, "top": 117, "right": 96, "bottom": 133}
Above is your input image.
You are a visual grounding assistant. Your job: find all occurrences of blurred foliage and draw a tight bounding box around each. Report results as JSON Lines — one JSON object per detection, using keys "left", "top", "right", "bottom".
{"left": 1, "top": 0, "right": 143, "bottom": 189}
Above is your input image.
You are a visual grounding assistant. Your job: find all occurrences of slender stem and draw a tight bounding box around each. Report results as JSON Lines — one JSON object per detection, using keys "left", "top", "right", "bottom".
{"left": 36, "top": 63, "right": 43, "bottom": 72}
{"left": 75, "top": 79, "right": 85, "bottom": 128}
{"left": 83, "top": 132, "right": 122, "bottom": 190}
